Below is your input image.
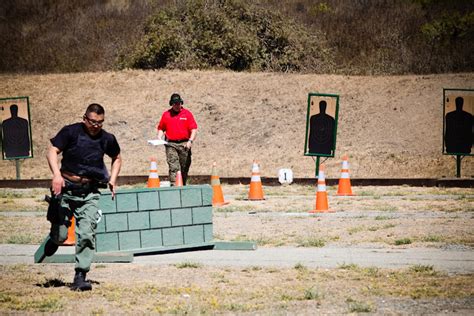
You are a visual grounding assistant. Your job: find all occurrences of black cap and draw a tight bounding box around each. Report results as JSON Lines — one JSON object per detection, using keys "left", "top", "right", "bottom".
{"left": 169, "top": 93, "right": 183, "bottom": 106}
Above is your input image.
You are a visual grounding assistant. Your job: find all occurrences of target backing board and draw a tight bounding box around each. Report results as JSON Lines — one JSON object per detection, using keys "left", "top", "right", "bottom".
{"left": 304, "top": 93, "right": 339, "bottom": 157}
{"left": 0, "top": 96, "right": 33, "bottom": 160}
{"left": 442, "top": 88, "right": 473, "bottom": 156}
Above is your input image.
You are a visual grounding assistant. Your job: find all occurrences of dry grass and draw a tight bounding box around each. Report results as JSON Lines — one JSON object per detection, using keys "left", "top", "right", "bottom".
{"left": 0, "top": 185, "right": 473, "bottom": 313}
{"left": 0, "top": 263, "right": 472, "bottom": 314}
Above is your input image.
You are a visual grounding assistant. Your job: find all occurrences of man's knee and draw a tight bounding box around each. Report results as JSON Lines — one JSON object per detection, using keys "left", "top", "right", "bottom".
{"left": 49, "top": 223, "right": 69, "bottom": 244}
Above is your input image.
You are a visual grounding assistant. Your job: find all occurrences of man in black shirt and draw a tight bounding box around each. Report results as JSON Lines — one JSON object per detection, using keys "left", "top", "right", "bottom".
{"left": 46, "top": 103, "right": 122, "bottom": 291}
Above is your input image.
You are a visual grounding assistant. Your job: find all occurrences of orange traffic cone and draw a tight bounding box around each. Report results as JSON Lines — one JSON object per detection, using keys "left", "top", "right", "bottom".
{"left": 147, "top": 157, "right": 160, "bottom": 188}
{"left": 211, "top": 162, "right": 229, "bottom": 206}
{"left": 337, "top": 155, "right": 354, "bottom": 196}
{"left": 248, "top": 160, "right": 265, "bottom": 200}
{"left": 309, "top": 164, "right": 334, "bottom": 213}
{"left": 61, "top": 217, "right": 75, "bottom": 245}
{"left": 175, "top": 170, "right": 184, "bottom": 187}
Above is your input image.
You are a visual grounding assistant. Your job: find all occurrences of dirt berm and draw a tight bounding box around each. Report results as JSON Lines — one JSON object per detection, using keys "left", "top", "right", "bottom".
{"left": 0, "top": 71, "right": 472, "bottom": 179}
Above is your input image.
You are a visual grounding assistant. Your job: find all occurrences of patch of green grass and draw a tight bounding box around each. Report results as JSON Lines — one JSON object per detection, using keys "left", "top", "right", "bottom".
{"left": 15, "top": 296, "right": 64, "bottom": 312}
{"left": 383, "top": 223, "right": 396, "bottom": 229}
{"left": 375, "top": 215, "right": 391, "bottom": 220}
{"left": 361, "top": 267, "right": 380, "bottom": 277}
{"left": 377, "top": 204, "right": 398, "bottom": 212}
{"left": 338, "top": 263, "right": 359, "bottom": 270}
{"left": 409, "top": 264, "right": 437, "bottom": 275}
{"left": 394, "top": 238, "right": 412, "bottom": 245}
{"left": 303, "top": 286, "right": 322, "bottom": 300}
{"left": 214, "top": 205, "right": 254, "bottom": 213}
{"left": 348, "top": 226, "right": 365, "bottom": 235}
{"left": 6, "top": 234, "right": 35, "bottom": 244}
{"left": 174, "top": 262, "right": 202, "bottom": 269}
{"left": 422, "top": 235, "right": 443, "bottom": 242}
{"left": 346, "top": 298, "right": 373, "bottom": 313}
{"left": 294, "top": 263, "right": 307, "bottom": 271}
{"left": 297, "top": 236, "right": 325, "bottom": 247}
{"left": 0, "top": 191, "right": 24, "bottom": 199}
{"left": 358, "top": 191, "right": 376, "bottom": 196}
{"left": 234, "top": 195, "right": 248, "bottom": 201}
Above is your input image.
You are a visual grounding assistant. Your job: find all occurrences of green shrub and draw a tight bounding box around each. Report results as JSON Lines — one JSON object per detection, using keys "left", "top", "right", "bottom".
{"left": 118, "top": 0, "right": 333, "bottom": 72}
{"left": 395, "top": 238, "right": 412, "bottom": 245}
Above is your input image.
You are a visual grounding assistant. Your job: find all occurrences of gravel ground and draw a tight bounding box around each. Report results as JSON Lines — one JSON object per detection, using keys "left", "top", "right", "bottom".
{"left": 0, "top": 184, "right": 473, "bottom": 314}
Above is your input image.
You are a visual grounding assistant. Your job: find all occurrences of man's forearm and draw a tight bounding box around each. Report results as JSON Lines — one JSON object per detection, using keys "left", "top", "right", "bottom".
{"left": 189, "top": 129, "right": 197, "bottom": 142}
{"left": 109, "top": 154, "right": 122, "bottom": 184}
{"left": 46, "top": 146, "right": 61, "bottom": 176}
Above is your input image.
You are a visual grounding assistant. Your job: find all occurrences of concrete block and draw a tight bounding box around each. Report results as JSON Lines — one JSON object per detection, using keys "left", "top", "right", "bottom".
{"left": 184, "top": 225, "right": 204, "bottom": 244}
{"left": 106, "top": 213, "right": 128, "bottom": 232}
{"left": 204, "top": 224, "right": 213, "bottom": 242}
{"left": 171, "top": 208, "right": 192, "bottom": 226}
{"left": 99, "top": 195, "right": 116, "bottom": 214}
{"left": 116, "top": 192, "right": 138, "bottom": 212}
{"left": 128, "top": 212, "right": 150, "bottom": 231}
{"left": 137, "top": 191, "right": 159, "bottom": 210}
{"left": 201, "top": 185, "right": 213, "bottom": 205}
{"left": 96, "top": 216, "right": 106, "bottom": 233}
{"left": 192, "top": 206, "right": 213, "bottom": 224}
{"left": 150, "top": 210, "right": 171, "bottom": 228}
{"left": 162, "top": 227, "right": 184, "bottom": 246}
{"left": 159, "top": 189, "right": 181, "bottom": 209}
{"left": 96, "top": 233, "right": 119, "bottom": 252}
{"left": 181, "top": 187, "right": 202, "bottom": 207}
{"left": 141, "top": 229, "right": 163, "bottom": 248}
{"left": 119, "top": 231, "right": 141, "bottom": 250}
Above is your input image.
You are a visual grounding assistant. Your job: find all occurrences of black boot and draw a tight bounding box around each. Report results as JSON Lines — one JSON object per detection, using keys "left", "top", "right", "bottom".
{"left": 44, "top": 238, "right": 59, "bottom": 257}
{"left": 71, "top": 270, "right": 92, "bottom": 291}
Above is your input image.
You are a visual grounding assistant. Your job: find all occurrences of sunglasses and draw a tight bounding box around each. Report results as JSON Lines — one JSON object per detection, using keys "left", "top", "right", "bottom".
{"left": 84, "top": 116, "right": 104, "bottom": 127}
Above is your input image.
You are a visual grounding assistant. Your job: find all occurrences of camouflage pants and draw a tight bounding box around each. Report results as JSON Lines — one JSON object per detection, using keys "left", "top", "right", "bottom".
{"left": 49, "top": 190, "right": 100, "bottom": 272}
{"left": 165, "top": 142, "right": 191, "bottom": 185}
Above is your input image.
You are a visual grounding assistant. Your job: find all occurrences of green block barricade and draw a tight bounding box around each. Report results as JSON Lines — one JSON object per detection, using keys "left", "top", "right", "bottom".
{"left": 95, "top": 185, "right": 213, "bottom": 254}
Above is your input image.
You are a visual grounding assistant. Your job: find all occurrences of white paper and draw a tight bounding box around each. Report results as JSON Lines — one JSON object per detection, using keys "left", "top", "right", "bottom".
{"left": 147, "top": 139, "right": 168, "bottom": 146}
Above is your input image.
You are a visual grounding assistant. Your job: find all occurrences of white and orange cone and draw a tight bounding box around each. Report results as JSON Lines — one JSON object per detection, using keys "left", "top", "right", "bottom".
{"left": 337, "top": 155, "right": 354, "bottom": 196}
{"left": 175, "top": 170, "right": 184, "bottom": 187}
{"left": 211, "top": 162, "right": 229, "bottom": 206}
{"left": 147, "top": 157, "right": 160, "bottom": 188}
{"left": 248, "top": 160, "right": 265, "bottom": 200}
{"left": 309, "top": 164, "right": 334, "bottom": 213}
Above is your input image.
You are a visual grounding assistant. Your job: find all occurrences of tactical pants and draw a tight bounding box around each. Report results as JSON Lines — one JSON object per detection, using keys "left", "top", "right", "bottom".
{"left": 49, "top": 191, "right": 100, "bottom": 272}
{"left": 165, "top": 142, "right": 191, "bottom": 185}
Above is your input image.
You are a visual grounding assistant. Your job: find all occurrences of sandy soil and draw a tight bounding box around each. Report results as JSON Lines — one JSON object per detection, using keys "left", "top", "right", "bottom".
{"left": 0, "top": 70, "right": 473, "bottom": 181}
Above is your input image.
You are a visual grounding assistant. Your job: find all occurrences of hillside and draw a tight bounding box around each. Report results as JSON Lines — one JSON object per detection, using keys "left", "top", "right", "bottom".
{"left": 0, "top": 70, "right": 473, "bottom": 180}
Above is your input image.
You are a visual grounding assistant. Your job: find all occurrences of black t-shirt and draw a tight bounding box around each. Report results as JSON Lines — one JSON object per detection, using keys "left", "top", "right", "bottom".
{"left": 50, "top": 123, "right": 120, "bottom": 181}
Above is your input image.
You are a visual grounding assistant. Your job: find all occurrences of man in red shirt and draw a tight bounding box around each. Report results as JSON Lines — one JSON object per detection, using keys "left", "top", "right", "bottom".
{"left": 157, "top": 93, "right": 198, "bottom": 185}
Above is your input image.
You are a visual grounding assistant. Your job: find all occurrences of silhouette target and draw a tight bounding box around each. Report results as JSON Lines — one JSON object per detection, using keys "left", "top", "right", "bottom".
{"left": 1, "top": 98, "right": 33, "bottom": 160}
{"left": 308, "top": 100, "right": 335, "bottom": 155}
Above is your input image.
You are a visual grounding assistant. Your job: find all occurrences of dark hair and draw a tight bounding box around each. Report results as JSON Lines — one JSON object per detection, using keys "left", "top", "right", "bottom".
{"left": 86, "top": 103, "right": 105, "bottom": 115}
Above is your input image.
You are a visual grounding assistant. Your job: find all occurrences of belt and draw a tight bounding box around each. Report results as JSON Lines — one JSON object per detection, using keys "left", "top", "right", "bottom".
{"left": 61, "top": 171, "right": 93, "bottom": 184}
{"left": 167, "top": 139, "right": 189, "bottom": 143}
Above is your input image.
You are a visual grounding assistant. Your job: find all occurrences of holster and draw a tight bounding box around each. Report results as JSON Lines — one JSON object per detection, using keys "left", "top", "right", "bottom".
{"left": 45, "top": 193, "right": 63, "bottom": 224}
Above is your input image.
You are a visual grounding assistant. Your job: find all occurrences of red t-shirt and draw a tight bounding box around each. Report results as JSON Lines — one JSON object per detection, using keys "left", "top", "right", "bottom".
{"left": 157, "top": 108, "right": 198, "bottom": 141}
